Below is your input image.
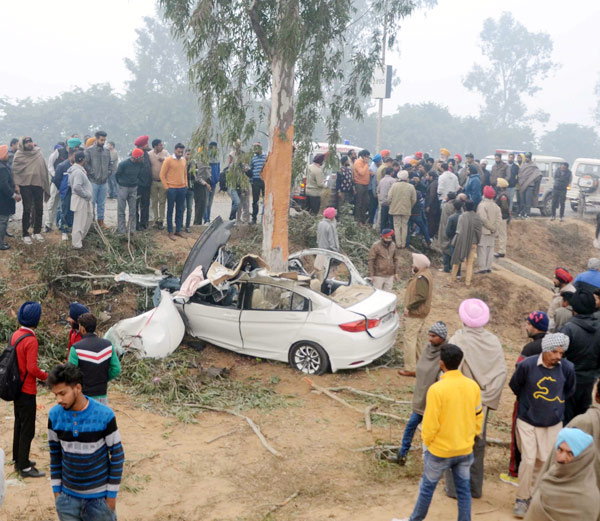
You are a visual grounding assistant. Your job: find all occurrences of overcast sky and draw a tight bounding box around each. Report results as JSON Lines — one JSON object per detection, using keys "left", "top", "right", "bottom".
{"left": 1, "top": 0, "right": 599, "bottom": 131}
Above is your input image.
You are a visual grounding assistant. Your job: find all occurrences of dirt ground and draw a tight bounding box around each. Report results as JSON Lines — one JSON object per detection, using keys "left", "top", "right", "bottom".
{"left": 0, "top": 217, "right": 592, "bottom": 521}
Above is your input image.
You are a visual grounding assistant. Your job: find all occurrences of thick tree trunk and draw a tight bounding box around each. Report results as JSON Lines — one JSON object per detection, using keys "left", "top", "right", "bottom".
{"left": 261, "top": 54, "right": 295, "bottom": 272}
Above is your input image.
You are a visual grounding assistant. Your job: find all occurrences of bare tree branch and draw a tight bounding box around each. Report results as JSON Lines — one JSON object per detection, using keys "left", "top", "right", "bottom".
{"left": 247, "top": 0, "right": 272, "bottom": 59}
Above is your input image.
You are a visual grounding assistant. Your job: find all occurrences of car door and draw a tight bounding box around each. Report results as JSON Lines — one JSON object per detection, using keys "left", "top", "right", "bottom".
{"left": 240, "top": 283, "right": 310, "bottom": 361}
{"left": 183, "top": 282, "right": 244, "bottom": 351}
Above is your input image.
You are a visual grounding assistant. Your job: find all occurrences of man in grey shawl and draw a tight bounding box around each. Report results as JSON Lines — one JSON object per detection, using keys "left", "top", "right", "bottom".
{"left": 397, "top": 321, "right": 447, "bottom": 466}
{"left": 445, "top": 298, "right": 507, "bottom": 499}
{"left": 450, "top": 199, "right": 482, "bottom": 286}
{"left": 517, "top": 153, "right": 542, "bottom": 219}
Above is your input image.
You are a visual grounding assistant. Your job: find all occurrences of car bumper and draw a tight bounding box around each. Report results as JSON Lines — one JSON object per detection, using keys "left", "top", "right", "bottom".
{"left": 329, "top": 319, "right": 399, "bottom": 372}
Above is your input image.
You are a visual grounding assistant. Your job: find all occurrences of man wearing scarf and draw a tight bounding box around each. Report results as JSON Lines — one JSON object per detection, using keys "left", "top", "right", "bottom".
{"left": 397, "top": 321, "right": 447, "bottom": 466}
{"left": 450, "top": 200, "right": 483, "bottom": 286}
{"left": 367, "top": 229, "right": 399, "bottom": 291}
{"left": 446, "top": 299, "right": 507, "bottom": 499}
{"left": 548, "top": 268, "right": 575, "bottom": 330}
{"left": 11, "top": 137, "right": 50, "bottom": 244}
{"left": 399, "top": 254, "right": 433, "bottom": 377}
{"left": 517, "top": 153, "right": 542, "bottom": 218}
{"left": 525, "top": 428, "right": 599, "bottom": 521}
{"left": 509, "top": 333, "right": 575, "bottom": 518}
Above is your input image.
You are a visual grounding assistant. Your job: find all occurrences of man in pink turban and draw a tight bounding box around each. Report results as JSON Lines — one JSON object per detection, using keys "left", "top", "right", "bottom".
{"left": 476, "top": 185, "right": 502, "bottom": 274}
{"left": 399, "top": 253, "right": 433, "bottom": 377}
{"left": 445, "top": 298, "right": 507, "bottom": 500}
{"left": 315, "top": 207, "right": 339, "bottom": 279}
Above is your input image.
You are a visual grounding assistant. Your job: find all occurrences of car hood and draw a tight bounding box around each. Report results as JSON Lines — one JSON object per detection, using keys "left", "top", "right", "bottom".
{"left": 181, "top": 216, "right": 235, "bottom": 283}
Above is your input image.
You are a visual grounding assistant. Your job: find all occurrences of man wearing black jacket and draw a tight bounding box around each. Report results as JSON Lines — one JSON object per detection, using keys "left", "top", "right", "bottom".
{"left": 506, "top": 153, "right": 519, "bottom": 212}
{"left": 551, "top": 162, "right": 572, "bottom": 221}
{"left": 559, "top": 289, "right": 600, "bottom": 423}
{"left": 116, "top": 149, "right": 145, "bottom": 235}
{"left": 0, "top": 145, "right": 20, "bottom": 249}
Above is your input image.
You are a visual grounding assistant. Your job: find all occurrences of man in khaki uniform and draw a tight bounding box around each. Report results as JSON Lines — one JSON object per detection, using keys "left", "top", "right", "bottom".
{"left": 388, "top": 170, "right": 416, "bottom": 249}
{"left": 399, "top": 253, "right": 433, "bottom": 377}
{"left": 476, "top": 185, "right": 502, "bottom": 273}
{"left": 148, "top": 139, "right": 169, "bottom": 229}
{"left": 367, "top": 228, "right": 399, "bottom": 291}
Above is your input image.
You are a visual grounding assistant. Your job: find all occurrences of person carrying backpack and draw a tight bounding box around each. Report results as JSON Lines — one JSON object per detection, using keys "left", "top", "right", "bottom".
{"left": 10, "top": 301, "right": 47, "bottom": 478}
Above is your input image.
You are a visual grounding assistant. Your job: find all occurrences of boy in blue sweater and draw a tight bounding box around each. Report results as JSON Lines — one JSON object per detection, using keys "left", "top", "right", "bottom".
{"left": 47, "top": 364, "right": 125, "bottom": 521}
{"left": 508, "top": 333, "right": 575, "bottom": 518}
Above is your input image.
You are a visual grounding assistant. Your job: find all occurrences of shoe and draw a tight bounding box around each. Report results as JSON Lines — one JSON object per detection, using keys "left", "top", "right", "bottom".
{"left": 61, "top": 233, "right": 68, "bottom": 241}
{"left": 397, "top": 455, "right": 407, "bottom": 466}
{"left": 390, "top": 518, "right": 410, "bottom": 521}
{"left": 397, "top": 370, "right": 416, "bottom": 377}
{"left": 44, "top": 225, "right": 52, "bottom": 233}
{"left": 559, "top": 218, "right": 564, "bottom": 222}
{"left": 33, "top": 233, "right": 44, "bottom": 242}
{"left": 168, "top": 233, "right": 176, "bottom": 241}
{"left": 23, "top": 236, "right": 32, "bottom": 245}
{"left": 475, "top": 270, "right": 488, "bottom": 274}
{"left": 157, "top": 221, "right": 164, "bottom": 230}
{"left": 174, "top": 232, "right": 184, "bottom": 238}
{"left": 0, "top": 243, "right": 10, "bottom": 250}
{"left": 20, "top": 466, "right": 45, "bottom": 478}
{"left": 97, "top": 219, "right": 107, "bottom": 229}
{"left": 184, "top": 228, "right": 191, "bottom": 233}
{"left": 494, "top": 253, "right": 505, "bottom": 258}
{"left": 499, "top": 473, "right": 519, "bottom": 487}
{"left": 513, "top": 499, "right": 529, "bottom": 518}
{"left": 550, "top": 217, "right": 555, "bottom": 221}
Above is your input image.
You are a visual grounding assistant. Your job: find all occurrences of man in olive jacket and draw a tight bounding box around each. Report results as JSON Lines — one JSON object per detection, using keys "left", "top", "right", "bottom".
{"left": 388, "top": 170, "right": 416, "bottom": 249}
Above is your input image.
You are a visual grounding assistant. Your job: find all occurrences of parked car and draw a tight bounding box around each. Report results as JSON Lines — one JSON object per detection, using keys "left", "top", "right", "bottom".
{"left": 174, "top": 218, "right": 399, "bottom": 375}
{"left": 566, "top": 158, "right": 600, "bottom": 212}
{"left": 484, "top": 152, "right": 566, "bottom": 215}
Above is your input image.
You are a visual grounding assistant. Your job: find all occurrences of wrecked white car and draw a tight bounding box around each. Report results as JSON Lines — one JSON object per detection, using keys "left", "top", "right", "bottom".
{"left": 172, "top": 218, "right": 399, "bottom": 375}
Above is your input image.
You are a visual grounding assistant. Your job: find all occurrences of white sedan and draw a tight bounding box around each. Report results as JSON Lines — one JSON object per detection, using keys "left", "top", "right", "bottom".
{"left": 175, "top": 219, "right": 399, "bottom": 374}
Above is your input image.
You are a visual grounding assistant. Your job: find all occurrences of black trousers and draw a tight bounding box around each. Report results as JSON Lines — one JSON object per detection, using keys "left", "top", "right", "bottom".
{"left": 354, "top": 184, "right": 369, "bottom": 223}
{"left": 306, "top": 195, "right": 321, "bottom": 215}
{"left": 251, "top": 179, "right": 265, "bottom": 222}
{"left": 13, "top": 392, "right": 36, "bottom": 470}
{"left": 20, "top": 185, "right": 44, "bottom": 236}
{"left": 136, "top": 185, "right": 151, "bottom": 229}
{"left": 551, "top": 189, "right": 567, "bottom": 218}
{"left": 193, "top": 185, "right": 208, "bottom": 225}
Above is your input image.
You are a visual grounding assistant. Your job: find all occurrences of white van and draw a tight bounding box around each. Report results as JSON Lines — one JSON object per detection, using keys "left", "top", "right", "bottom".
{"left": 566, "top": 158, "right": 600, "bottom": 212}
{"left": 484, "top": 152, "right": 566, "bottom": 215}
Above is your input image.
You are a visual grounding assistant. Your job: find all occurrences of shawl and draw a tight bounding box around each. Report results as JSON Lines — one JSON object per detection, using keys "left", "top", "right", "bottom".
{"left": 11, "top": 138, "right": 50, "bottom": 200}
{"left": 449, "top": 327, "right": 507, "bottom": 410}
{"left": 518, "top": 162, "right": 542, "bottom": 192}
{"left": 412, "top": 342, "right": 443, "bottom": 415}
{"left": 450, "top": 211, "right": 482, "bottom": 266}
{"left": 525, "top": 442, "right": 599, "bottom": 521}
{"left": 437, "top": 200, "right": 454, "bottom": 250}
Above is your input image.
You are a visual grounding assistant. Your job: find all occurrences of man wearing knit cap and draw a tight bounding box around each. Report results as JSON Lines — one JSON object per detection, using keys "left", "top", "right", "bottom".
{"left": 509, "top": 333, "right": 575, "bottom": 518}
{"left": 446, "top": 299, "right": 507, "bottom": 499}
{"left": 548, "top": 268, "right": 575, "bottom": 330}
{"left": 66, "top": 302, "right": 90, "bottom": 355}
{"left": 476, "top": 185, "right": 501, "bottom": 274}
{"left": 83, "top": 131, "right": 112, "bottom": 228}
{"left": 133, "top": 136, "right": 153, "bottom": 230}
{"left": 573, "top": 257, "right": 600, "bottom": 292}
{"left": 399, "top": 253, "right": 433, "bottom": 377}
{"left": 397, "top": 321, "right": 447, "bottom": 465}
{"left": 367, "top": 229, "right": 399, "bottom": 291}
{"left": 559, "top": 289, "right": 600, "bottom": 423}
{"left": 11, "top": 301, "right": 48, "bottom": 478}
{"left": 526, "top": 427, "right": 599, "bottom": 521}
{"left": 388, "top": 170, "right": 416, "bottom": 249}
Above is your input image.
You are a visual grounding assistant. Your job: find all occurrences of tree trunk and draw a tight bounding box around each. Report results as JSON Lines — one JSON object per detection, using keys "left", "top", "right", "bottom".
{"left": 261, "top": 54, "right": 295, "bottom": 272}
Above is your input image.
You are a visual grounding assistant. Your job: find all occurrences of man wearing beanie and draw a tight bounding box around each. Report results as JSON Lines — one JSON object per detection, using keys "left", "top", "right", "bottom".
{"left": 11, "top": 301, "right": 48, "bottom": 478}
{"left": 559, "top": 289, "right": 600, "bottom": 423}
{"left": 476, "top": 185, "right": 501, "bottom": 274}
{"left": 66, "top": 302, "right": 90, "bottom": 356}
{"left": 509, "top": 333, "right": 575, "bottom": 518}
{"left": 399, "top": 253, "right": 433, "bottom": 377}
{"left": 397, "top": 321, "right": 447, "bottom": 465}
{"left": 573, "top": 257, "right": 600, "bottom": 292}
{"left": 548, "top": 268, "right": 575, "bottom": 330}
{"left": 367, "top": 229, "right": 399, "bottom": 291}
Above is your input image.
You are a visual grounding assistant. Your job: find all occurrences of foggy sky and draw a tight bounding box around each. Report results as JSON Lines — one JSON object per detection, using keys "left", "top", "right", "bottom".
{"left": 1, "top": 0, "right": 599, "bottom": 132}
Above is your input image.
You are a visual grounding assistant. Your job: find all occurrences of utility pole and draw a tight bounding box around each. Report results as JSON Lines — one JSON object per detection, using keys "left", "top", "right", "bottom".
{"left": 375, "top": 10, "right": 387, "bottom": 153}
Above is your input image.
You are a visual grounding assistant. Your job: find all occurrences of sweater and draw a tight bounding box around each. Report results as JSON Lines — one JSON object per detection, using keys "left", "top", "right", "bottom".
{"left": 388, "top": 181, "right": 417, "bottom": 216}
{"left": 437, "top": 171, "right": 459, "bottom": 201}
{"left": 48, "top": 399, "right": 125, "bottom": 499}
{"left": 352, "top": 158, "right": 370, "bottom": 185}
{"left": 250, "top": 153, "right": 266, "bottom": 181}
{"left": 115, "top": 158, "right": 144, "bottom": 188}
{"left": 509, "top": 355, "right": 576, "bottom": 427}
{"left": 316, "top": 219, "right": 339, "bottom": 252}
{"left": 11, "top": 327, "right": 48, "bottom": 395}
{"left": 422, "top": 370, "right": 483, "bottom": 458}
{"left": 68, "top": 334, "right": 121, "bottom": 398}
{"left": 84, "top": 145, "right": 112, "bottom": 184}
{"left": 159, "top": 156, "right": 187, "bottom": 189}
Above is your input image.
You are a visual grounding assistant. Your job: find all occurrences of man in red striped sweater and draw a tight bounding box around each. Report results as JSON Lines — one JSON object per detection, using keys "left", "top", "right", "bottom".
{"left": 11, "top": 301, "right": 48, "bottom": 478}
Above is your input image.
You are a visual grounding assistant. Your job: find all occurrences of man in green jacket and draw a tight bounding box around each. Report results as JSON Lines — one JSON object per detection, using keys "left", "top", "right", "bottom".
{"left": 115, "top": 148, "right": 145, "bottom": 234}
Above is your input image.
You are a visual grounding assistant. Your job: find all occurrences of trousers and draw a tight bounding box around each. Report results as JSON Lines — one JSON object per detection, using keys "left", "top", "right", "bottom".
{"left": 403, "top": 316, "right": 426, "bottom": 372}
{"left": 13, "top": 392, "right": 36, "bottom": 471}
{"left": 117, "top": 186, "right": 137, "bottom": 234}
{"left": 72, "top": 201, "right": 93, "bottom": 248}
{"left": 451, "top": 244, "right": 477, "bottom": 286}
{"left": 136, "top": 185, "right": 151, "bottom": 229}
{"left": 372, "top": 276, "right": 394, "bottom": 291}
{"left": 0, "top": 214, "right": 9, "bottom": 246}
{"left": 392, "top": 215, "right": 410, "bottom": 249}
{"left": 150, "top": 181, "right": 166, "bottom": 224}
{"left": 55, "top": 493, "right": 117, "bottom": 521}
{"left": 497, "top": 219, "right": 508, "bottom": 255}
{"left": 166, "top": 187, "right": 186, "bottom": 233}
{"left": 91, "top": 182, "right": 107, "bottom": 221}
{"left": 45, "top": 183, "right": 61, "bottom": 229}
{"left": 354, "top": 184, "right": 369, "bottom": 223}
{"left": 193, "top": 185, "right": 208, "bottom": 225}
{"left": 477, "top": 234, "right": 495, "bottom": 271}
{"left": 20, "top": 185, "right": 44, "bottom": 236}
{"left": 551, "top": 189, "right": 567, "bottom": 219}
{"left": 251, "top": 178, "right": 265, "bottom": 221}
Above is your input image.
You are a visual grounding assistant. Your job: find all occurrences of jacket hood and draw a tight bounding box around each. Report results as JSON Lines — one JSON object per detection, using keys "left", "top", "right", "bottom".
{"left": 570, "top": 314, "right": 598, "bottom": 333}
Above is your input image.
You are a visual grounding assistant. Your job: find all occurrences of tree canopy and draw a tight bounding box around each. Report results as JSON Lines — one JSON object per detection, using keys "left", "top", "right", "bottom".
{"left": 539, "top": 123, "right": 600, "bottom": 163}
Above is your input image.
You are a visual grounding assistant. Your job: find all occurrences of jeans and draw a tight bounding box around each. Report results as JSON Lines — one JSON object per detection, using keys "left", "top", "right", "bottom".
{"left": 551, "top": 189, "right": 567, "bottom": 218}
{"left": 406, "top": 214, "right": 431, "bottom": 247}
{"left": 60, "top": 194, "right": 74, "bottom": 232}
{"left": 379, "top": 204, "right": 392, "bottom": 232}
{"left": 354, "top": 184, "right": 369, "bottom": 223}
{"left": 251, "top": 178, "right": 264, "bottom": 222}
{"left": 20, "top": 185, "right": 44, "bottom": 236}
{"left": 399, "top": 412, "right": 423, "bottom": 458}
{"left": 13, "top": 392, "right": 36, "bottom": 471}
{"left": 117, "top": 186, "right": 137, "bottom": 234}
{"left": 107, "top": 174, "right": 118, "bottom": 199}
{"left": 166, "top": 187, "right": 186, "bottom": 233}
{"left": 136, "top": 184, "right": 151, "bottom": 229}
{"left": 0, "top": 214, "right": 9, "bottom": 246}
{"left": 409, "top": 451, "right": 473, "bottom": 521}
{"left": 91, "top": 182, "right": 107, "bottom": 221}
{"left": 204, "top": 187, "right": 215, "bottom": 222}
{"left": 228, "top": 188, "right": 240, "bottom": 220}
{"left": 519, "top": 185, "right": 535, "bottom": 217}
{"left": 185, "top": 188, "right": 194, "bottom": 228}
{"left": 55, "top": 493, "right": 116, "bottom": 521}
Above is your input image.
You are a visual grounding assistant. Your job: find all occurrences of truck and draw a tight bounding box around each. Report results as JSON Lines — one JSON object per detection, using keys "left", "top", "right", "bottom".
{"left": 566, "top": 158, "right": 600, "bottom": 213}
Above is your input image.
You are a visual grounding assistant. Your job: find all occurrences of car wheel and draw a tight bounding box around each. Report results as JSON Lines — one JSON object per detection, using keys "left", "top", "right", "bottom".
{"left": 540, "top": 194, "right": 552, "bottom": 217}
{"left": 570, "top": 201, "right": 578, "bottom": 212}
{"left": 289, "top": 342, "right": 330, "bottom": 375}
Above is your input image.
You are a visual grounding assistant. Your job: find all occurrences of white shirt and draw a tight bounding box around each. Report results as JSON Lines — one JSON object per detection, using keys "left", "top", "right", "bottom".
{"left": 438, "top": 171, "right": 460, "bottom": 201}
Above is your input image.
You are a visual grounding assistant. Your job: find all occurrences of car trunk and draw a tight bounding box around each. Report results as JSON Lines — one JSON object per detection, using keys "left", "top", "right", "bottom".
{"left": 345, "top": 289, "right": 397, "bottom": 339}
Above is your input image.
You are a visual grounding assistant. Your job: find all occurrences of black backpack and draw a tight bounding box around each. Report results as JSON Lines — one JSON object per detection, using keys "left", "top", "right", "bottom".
{"left": 0, "top": 333, "right": 32, "bottom": 401}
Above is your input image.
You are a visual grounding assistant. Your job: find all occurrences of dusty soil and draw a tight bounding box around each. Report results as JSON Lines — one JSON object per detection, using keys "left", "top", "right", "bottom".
{"left": 0, "top": 218, "right": 583, "bottom": 521}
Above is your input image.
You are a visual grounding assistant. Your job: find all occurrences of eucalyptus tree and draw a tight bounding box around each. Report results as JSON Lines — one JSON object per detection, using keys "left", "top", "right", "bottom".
{"left": 160, "top": 0, "right": 432, "bottom": 270}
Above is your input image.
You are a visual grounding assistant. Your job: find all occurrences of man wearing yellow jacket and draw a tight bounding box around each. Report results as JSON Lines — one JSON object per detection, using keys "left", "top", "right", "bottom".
{"left": 393, "top": 344, "right": 482, "bottom": 521}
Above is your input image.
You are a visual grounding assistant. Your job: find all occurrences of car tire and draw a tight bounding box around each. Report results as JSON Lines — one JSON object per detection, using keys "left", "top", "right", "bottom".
{"left": 540, "top": 194, "right": 552, "bottom": 217}
{"left": 570, "top": 201, "right": 578, "bottom": 212}
{"left": 288, "top": 342, "right": 330, "bottom": 375}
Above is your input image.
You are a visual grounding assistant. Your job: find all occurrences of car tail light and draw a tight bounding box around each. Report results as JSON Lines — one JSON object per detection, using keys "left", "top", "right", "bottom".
{"left": 339, "top": 318, "right": 381, "bottom": 332}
